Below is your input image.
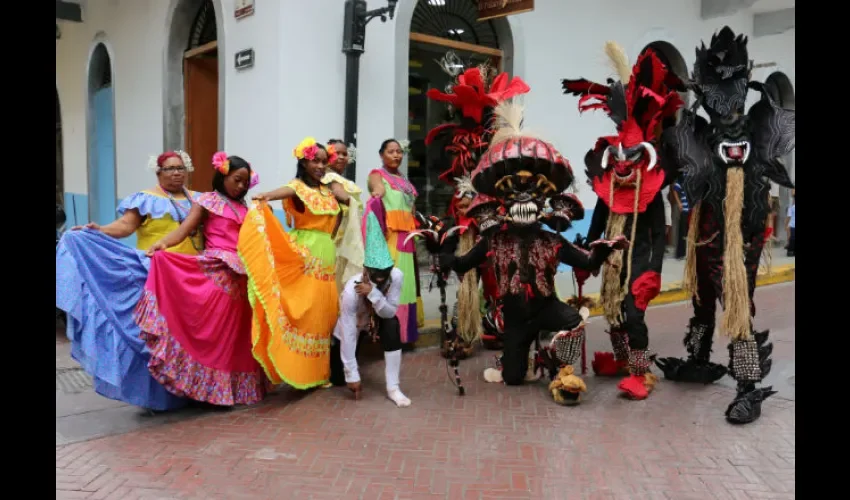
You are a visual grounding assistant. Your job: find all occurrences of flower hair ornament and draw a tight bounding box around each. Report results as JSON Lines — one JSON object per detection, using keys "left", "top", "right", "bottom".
{"left": 293, "top": 137, "right": 320, "bottom": 161}
{"left": 212, "top": 151, "right": 230, "bottom": 175}
{"left": 326, "top": 144, "right": 339, "bottom": 166}
{"left": 249, "top": 170, "right": 260, "bottom": 189}
{"left": 147, "top": 150, "right": 195, "bottom": 173}
{"left": 175, "top": 150, "right": 194, "bottom": 172}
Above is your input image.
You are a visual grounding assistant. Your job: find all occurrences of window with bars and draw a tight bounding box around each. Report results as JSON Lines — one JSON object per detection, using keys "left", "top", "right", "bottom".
{"left": 412, "top": 0, "right": 500, "bottom": 48}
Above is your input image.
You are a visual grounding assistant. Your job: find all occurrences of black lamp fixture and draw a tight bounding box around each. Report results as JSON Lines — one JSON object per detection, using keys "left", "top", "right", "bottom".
{"left": 340, "top": 0, "right": 399, "bottom": 181}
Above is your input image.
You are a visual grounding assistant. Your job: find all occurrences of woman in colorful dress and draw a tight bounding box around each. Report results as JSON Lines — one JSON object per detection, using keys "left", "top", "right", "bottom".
{"left": 324, "top": 139, "right": 364, "bottom": 291}
{"left": 365, "top": 139, "right": 422, "bottom": 347}
{"left": 134, "top": 152, "right": 268, "bottom": 407}
{"left": 240, "top": 137, "right": 352, "bottom": 390}
{"left": 56, "top": 151, "right": 200, "bottom": 412}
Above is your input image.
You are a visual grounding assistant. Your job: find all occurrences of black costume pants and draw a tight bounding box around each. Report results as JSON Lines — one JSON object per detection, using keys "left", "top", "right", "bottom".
{"left": 621, "top": 292, "right": 649, "bottom": 351}
{"left": 689, "top": 227, "right": 766, "bottom": 383}
{"left": 676, "top": 211, "right": 689, "bottom": 259}
{"left": 692, "top": 241, "right": 761, "bottom": 326}
{"left": 330, "top": 316, "right": 403, "bottom": 386}
{"left": 501, "top": 295, "right": 583, "bottom": 386}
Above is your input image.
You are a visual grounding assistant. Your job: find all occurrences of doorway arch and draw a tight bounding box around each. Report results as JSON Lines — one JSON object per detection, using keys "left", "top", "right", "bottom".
{"left": 164, "top": 0, "right": 223, "bottom": 193}
{"left": 764, "top": 71, "right": 795, "bottom": 110}
{"left": 86, "top": 41, "right": 117, "bottom": 226}
{"left": 406, "top": 0, "right": 514, "bottom": 217}
{"left": 764, "top": 71, "right": 795, "bottom": 239}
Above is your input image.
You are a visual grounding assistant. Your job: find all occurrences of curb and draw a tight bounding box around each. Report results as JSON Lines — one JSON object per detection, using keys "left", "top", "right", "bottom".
{"left": 413, "top": 263, "right": 795, "bottom": 349}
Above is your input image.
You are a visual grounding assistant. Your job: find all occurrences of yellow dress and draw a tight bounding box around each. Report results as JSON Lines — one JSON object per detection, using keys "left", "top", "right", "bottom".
{"left": 321, "top": 171, "right": 364, "bottom": 292}
{"left": 239, "top": 179, "right": 341, "bottom": 389}
{"left": 119, "top": 189, "right": 201, "bottom": 255}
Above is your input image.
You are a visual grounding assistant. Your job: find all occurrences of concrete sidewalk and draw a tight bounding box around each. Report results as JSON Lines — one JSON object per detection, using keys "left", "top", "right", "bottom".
{"left": 56, "top": 282, "right": 795, "bottom": 500}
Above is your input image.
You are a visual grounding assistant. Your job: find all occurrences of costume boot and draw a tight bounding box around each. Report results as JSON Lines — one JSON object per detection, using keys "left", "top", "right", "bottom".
{"left": 547, "top": 324, "right": 587, "bottom": 406}
{"left": 655, "top": 318, "right": 728, "bottom": 383}
{"left": 591, "top": 328, "right": 630, "bottom": 376}
{"left": 725, "top": 330, "right": 776, "bottom": 424}
{"left": 618, "top": 349, "right": 658, "bottom": 400}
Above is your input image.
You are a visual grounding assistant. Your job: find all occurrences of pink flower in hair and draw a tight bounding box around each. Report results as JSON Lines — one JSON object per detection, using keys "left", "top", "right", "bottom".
{"left": 212, "top": 151, "right": 230, "bottom": 175}
{"left": 249, "top": 170, "right": 260, "bottom": 189}
{"left": 302, "top": 145, "right": 319, "bottom": 161}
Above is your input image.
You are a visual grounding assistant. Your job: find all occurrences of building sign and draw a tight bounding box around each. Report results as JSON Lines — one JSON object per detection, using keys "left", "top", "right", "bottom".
{"left": 235, "top": 49, "right": 255, "bottom": 70}
{"left": 235, "top": 0, "right": 255, "bottom": 19}
{"left": 477, "top": 0, "right": 534, "bottom": 21}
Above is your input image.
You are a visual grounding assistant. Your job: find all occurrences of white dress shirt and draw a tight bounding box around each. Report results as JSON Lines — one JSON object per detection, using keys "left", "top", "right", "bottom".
{"left": 332, "top": 267, "right": 404, "bottom": 383}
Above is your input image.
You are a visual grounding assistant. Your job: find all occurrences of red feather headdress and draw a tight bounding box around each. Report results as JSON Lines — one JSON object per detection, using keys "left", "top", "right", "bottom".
{"left": 425, "top": 60, "right": 530, "bottom": 186}
{"left": 562, "top": 45, "right": 685, "bottom": 213}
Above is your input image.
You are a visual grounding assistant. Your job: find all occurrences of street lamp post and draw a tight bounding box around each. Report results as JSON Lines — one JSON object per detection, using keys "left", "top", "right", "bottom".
{"left": 341, "top": 0, "right": 398, "bottom": 181}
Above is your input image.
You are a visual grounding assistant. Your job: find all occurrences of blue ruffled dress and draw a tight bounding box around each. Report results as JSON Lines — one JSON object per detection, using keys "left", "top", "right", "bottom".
{"left": 56, "top": 189, "right": 200, "bottom": 410}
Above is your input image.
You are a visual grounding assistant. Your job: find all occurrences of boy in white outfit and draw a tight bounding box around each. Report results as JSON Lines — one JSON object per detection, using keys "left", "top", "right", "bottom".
{"left": 330, "top": 212, "right": 411, "bottom": 407}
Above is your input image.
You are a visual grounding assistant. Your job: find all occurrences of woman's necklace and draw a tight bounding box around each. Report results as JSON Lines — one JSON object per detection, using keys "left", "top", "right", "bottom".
{"left": 381, "top": 167, "right": 416, "bottom": 205}
{"left": 157, "top": 185, "right": 190, "bottom": 221}
{"left": 158, "top": 185, "right": 204, "bottom": 252}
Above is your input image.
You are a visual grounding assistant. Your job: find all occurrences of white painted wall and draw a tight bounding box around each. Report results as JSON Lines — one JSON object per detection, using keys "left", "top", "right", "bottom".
{"left": 57, "top": 0, "right": 170, "bottom": 198}
{"left": 56, "top": 0, "right": 795, "bottom": 210}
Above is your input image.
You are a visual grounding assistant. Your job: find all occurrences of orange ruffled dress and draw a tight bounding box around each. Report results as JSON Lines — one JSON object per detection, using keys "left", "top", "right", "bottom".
{"left": 238, "top": 179, "right": 341, "bottom": 389}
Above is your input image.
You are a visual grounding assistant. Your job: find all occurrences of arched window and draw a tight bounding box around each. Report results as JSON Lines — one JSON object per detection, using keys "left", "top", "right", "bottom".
{"left": 408, "top": 0, "right": 512, "bottom": 217}
{"left": 188, "top": 0, "right": 217, "bottom": 50}
{"left": 411, "top": 0, "right": 500, "bottom": 49}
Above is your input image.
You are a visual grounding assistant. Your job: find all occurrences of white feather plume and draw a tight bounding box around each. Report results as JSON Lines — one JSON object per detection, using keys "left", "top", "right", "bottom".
{"left": 454, "top": 175, "right": 477, "bottom": 198}
{"left": 489, "top": 99, "right": 543, "bottom": 146}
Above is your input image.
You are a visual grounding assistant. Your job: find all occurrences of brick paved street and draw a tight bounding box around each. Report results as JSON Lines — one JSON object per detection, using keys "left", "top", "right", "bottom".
{"left": 56, "top": 282, "right": 794, "bottom": 500}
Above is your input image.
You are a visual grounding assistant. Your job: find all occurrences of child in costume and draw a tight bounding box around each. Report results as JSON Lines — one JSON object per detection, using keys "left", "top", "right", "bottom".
{"left": 330, "top": 212, "right": 411, "bottom": 407}
{"left": 324, "top": 139, "right": 364, "bottom": 291}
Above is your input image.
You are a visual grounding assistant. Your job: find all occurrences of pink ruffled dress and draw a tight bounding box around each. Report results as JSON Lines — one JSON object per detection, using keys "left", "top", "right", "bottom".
{"left": 134, "top": 192, "right": 268, "bottom": 405}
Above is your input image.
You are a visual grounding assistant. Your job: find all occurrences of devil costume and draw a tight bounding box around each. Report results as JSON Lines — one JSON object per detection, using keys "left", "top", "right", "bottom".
{"left": 424, "top": 99, "right": 628, "bottom": 405}
{"left": 654, "top": 27, "right": 795, "bottom": 424}
{"left": 423, "top": 53, "right": 530, "bottom": 356}
{"left": 561, "top": 43, "right": 685, "bottom": 399}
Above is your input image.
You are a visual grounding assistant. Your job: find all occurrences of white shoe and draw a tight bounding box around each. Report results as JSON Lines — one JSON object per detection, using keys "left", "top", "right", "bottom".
{"left": 387, "top": 388, "right": 411, "bottom": 407}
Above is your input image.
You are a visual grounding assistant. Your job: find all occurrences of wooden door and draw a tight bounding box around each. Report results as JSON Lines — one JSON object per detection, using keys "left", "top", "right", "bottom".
{"left": 184, "top": 56, "right": 218, "bottom": 192}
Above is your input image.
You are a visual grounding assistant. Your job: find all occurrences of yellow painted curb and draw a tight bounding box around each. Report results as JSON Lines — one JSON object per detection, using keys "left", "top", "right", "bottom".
{"left": 416, "top": 264, "right": 795, "bottom": 340}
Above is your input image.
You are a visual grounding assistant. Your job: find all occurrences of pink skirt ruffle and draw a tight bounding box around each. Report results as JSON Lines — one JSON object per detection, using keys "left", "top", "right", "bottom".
{"left": 136, "top": 290, "right": 268, "bottom": 406}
